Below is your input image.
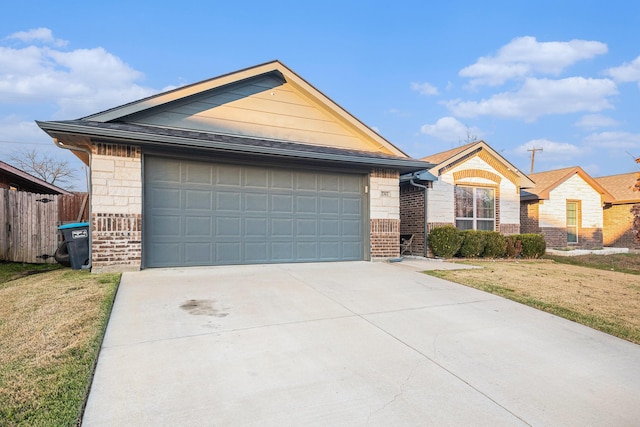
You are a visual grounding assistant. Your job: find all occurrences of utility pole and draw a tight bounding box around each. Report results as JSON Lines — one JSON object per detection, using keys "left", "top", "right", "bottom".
{"left": 528, "top": 147, "right": 543, "bottom": 174}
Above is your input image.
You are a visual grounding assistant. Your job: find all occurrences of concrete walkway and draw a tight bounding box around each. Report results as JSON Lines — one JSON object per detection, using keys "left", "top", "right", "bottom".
{"left": 83, "top": 261, "right": 640, "bottom": 426}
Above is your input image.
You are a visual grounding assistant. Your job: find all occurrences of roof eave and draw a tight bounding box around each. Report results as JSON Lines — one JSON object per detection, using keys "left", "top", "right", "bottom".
{"left": 37, "top": 121, "right": 429, "bottom": 174}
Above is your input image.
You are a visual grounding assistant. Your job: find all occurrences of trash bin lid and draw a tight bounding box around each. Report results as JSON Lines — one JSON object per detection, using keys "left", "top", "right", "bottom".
{"left": 58, "top": 222, "right": 90, "bottom": 230}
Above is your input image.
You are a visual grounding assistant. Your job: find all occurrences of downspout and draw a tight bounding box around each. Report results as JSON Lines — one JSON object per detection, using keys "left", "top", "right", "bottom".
{"left": 409, "top": 179, "right": 429, "bottom": 257}
{"left": 53, "top": 138, "right": 92, "bottom": 270}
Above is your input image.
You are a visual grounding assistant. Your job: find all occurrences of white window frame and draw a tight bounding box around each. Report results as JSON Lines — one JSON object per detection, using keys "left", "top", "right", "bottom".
{"left": 455, "top": 186, "right": 496, "bottom": 231}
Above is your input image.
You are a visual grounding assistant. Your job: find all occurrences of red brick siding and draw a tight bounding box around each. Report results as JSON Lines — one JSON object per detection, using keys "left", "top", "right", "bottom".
{"left": 370, "top": 218, "right": 400, "bottom": 259}
{"left": 520, "top": 200, "right": 540, "bottom": 233}
{"left": 92, "top": 213, "right": 142, "bottom": 268}
{"left": 603, "top": 203, "right": 640, "bottom": 248}
{"left": 399, "top": 185, "right": 425, "bottom": 256}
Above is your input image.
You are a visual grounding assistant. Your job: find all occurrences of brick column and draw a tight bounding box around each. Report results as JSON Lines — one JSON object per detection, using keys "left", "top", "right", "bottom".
{"left": 90, "top": 143, "right": 142, "bottom": 271}
{"left": 370, "top": 169, "right": 400, "bottom": 259}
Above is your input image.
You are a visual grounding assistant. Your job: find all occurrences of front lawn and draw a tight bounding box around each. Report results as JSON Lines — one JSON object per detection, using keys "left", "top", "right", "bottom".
{"left": 427, "top": 257, "right": 640, "bottom": 344}
{"left": 0, "top": 264, "right": 120, "bottom": 426}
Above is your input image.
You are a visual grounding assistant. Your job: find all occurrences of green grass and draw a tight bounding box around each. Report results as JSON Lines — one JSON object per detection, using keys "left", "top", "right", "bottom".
{"left": 0, "top": 262, "right": 62, "bottom": 284}
{"left": 0, "top": 265, "right": 120, "bottom": 426}
{"left": 544, "top": 253, "right": 640, "bottom": 275}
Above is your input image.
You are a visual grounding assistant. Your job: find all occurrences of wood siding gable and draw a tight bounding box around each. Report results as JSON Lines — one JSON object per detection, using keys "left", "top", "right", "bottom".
{"left": 84, "top": 61, "right": 406, "bottom": 156}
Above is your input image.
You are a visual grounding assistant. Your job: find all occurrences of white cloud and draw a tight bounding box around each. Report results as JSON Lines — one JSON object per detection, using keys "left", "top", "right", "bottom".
{"left": 410, "top": 81, "right": 438, "bottom": 96}
{"left": 0, "top": 29, "right": 158, "bottom": 118}
{"left": 460, "top": 36, "right": 608, "bottom": 86}
{"left": 447, "top": 77, "right": 617, "bottom": 121}
{"left": 0, "top": 114, "right": 50, "bottom": 143}
{"left": 605, "top": 56, "right": 640, "bottom": 87}
{"left": 515, "top": 138, "right": 582, "bottom": 158}
{"left": 584, "top": 131, "right": 640, "bottom": 150}
{"left": 574, "top": 114, "right": 620, "bottom": 129}
{"left": 420, "top": 116, "right": 481, "bottom": 142}
{"left": 6, "top": 27, "right": 68, "bottom": 47}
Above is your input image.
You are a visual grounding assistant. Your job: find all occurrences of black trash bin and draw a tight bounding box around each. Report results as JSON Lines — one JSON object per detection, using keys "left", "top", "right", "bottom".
{"left": 55, "top": 222, "right": 90, "bottom": 270}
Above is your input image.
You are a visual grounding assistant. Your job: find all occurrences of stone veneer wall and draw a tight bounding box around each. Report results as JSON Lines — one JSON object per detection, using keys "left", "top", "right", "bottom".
{"left": 370, "top": 169, "right": 400, "bottom": 259}
{"left": 90, "top": 143, "right": 142, "bottom": 270}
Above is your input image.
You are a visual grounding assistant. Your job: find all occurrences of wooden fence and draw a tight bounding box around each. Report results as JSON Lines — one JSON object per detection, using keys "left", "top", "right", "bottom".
{"left": 0, "top": 189, "right": 89, "bottom": 264}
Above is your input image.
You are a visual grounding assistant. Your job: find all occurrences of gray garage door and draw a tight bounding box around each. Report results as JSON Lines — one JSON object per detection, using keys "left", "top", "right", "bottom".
{"left": 144, "top": 156, "right": 366, "bottom": 267}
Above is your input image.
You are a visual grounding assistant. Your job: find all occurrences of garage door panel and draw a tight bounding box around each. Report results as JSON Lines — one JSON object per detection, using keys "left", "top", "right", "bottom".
{"left": 272, "top": 219, "right": 293, "bottom": 236}
{"left": 343, "top": 242, "right": 362, "bottom": 258}
{"left": 272, "top": 194, "right": 293, "bottom": 213}
{"left": 185, "top": 163, "right": 213, "bottom": 185}
{"left": 320, "top": 175, "right": 340, "bottom": 192}
{"left": 150, "top": 242, "right": 181, "bottom": 264}
{"left": 245, "top": 193, "right": 268, "bottom": 212}
{"left": 296, "top": 219, "right": 317, "bottom": 236}
{"left": 271, "top": 171, "right": 294, "bottom": 190}
{"left": 271, "top": 242, "right": 293, "bottom": 260}
{"left": 296, "top": 196, "right": 317, "bottom": 214}
{"left": 245, "top": 243, "right": 268, "bottom": 262}
{"left": 215, "top": 242, "right": 241, "bottom": 263}
{"left": 185, "top": 243, "right": 212, "bottom": 263}
{"left": 145, "top": 157, "right": 365, "bottom": 267}
{"left": 245, "top": 218, "right": 268, "bottom": 237}
{"left": 186, "top": 190, "right": 212, "bottom": 210}
{"left": 149, "top": 187, "right": 181, "bottom": 209}
{"left": 216, "top": 217, "right": 241, "bottom": 236}
{"left": 217, "top": 192, "right": 241, "bottom": 211}
{"left": 320, "top": 219, "right": 339, "bottom": 237}
{"left": 245, "top": 169, "right": 268, "bottom": 188}
{"left": 149, "top": 215, "right": 181, "bottom": 236}
{"left": 342, "top": 220, "right": 361, "bottom": 237}
{"left": 185, "top": 216, "right": 211, "bottom": 237}
{"left": 320, "top": 197, "right": 339, "bottom": 214}
{"left": 296, "top": 175, "right": 317, "bottom": 191}
{"left": 343, "top": 198, "right": 362, "bottom": 215}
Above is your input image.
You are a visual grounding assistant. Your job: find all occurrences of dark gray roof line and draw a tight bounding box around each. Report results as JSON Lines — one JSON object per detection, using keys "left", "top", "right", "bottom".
{"left": 37, "top": 120, "right": 432, "bottom": 173}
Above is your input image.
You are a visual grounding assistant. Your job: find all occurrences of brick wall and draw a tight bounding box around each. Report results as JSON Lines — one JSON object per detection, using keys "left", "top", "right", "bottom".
{"left": 603, "top": 203, "right": 640, "bottom": 248}
{"left": 91, "top": 143, "right": 142, "bottom": 270}
{"left": 499, "top": 223, "right": 520, "bottom": 235}
{"left": 520, "top": 201, "right": 540, "bottom": 233}
{"left": 399, "top": 185, "right": 425, "bottom": 256}
{"left": 370, "top": 169, "right": 400, "bottom": 259}
{"left": 370, "top": 218, "right": 400, "bottom": 259}
{"left": 92, "top": 213, "right": 142, "bottom": 268}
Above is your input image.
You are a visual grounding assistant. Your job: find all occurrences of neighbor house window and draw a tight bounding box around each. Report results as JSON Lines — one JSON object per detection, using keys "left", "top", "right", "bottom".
{"left": 566, "top": 201, "right": 578, "bottom": 244}
{"left": 455, "top": 186, "right": 495, "bottom": 231}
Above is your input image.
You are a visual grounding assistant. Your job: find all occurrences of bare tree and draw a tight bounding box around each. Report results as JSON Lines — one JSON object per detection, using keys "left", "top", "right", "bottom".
{"left": 9, "top": 148, "right": 76, "bottom": 188}
{"left": 459, "top": 125, "right": 479, "bottom": 146}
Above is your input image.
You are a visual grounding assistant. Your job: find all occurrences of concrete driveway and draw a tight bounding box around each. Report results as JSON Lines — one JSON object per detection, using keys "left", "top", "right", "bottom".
{"left": 83, "top": 261, "right": 640, "bottom": 426}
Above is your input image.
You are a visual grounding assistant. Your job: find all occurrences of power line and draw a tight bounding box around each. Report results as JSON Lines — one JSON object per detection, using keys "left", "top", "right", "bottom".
{"left": 0, "top": 139, "right": 52, "bottom": 146}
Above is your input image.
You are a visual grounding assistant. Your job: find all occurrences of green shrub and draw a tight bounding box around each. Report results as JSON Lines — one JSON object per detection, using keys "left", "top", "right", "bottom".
{"left": 458, "top": 230, "right": 486, "bottom": 258}
{"left": 482, "top": 232, "right": 507, "bottom": 258}
{"left": 519, "top": 233, "right": 546, "bottom": 258}
{"left": 505, "top": 235, "right": 523, "bottom": 258}
{"left": 428, "top": 225, "right": 463, "bottom": 258}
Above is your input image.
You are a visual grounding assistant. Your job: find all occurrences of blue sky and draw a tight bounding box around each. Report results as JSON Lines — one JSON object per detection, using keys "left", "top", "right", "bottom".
{"left": 1, "top": 1, "right": 639, "bottom": 191}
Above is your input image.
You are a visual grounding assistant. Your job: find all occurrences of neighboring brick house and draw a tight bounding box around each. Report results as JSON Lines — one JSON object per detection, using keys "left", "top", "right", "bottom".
{"left": 37, "top": 61, "right": 429, "bottom": 271}
{"left": 595, "top": 172, "right": 640, "bottom": 249}
{"left": 521, "top": 167, "right": 613, "bottom": 249}
{"left": 400, "top": 141, "right": 534, "bottom": 256}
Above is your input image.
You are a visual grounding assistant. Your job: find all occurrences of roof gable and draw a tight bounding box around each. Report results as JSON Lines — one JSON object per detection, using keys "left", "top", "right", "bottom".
{"left": 0, "top": 160, "right": 71, "bottom": 195}
{"left": 82, "top": 60, "right": 406, "bottom": 157}
{"left": 421, "top": 140, "right": 534, "bottom": 189}
{"left": 523, "top": 166, "right": 614, "bottom": 202}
